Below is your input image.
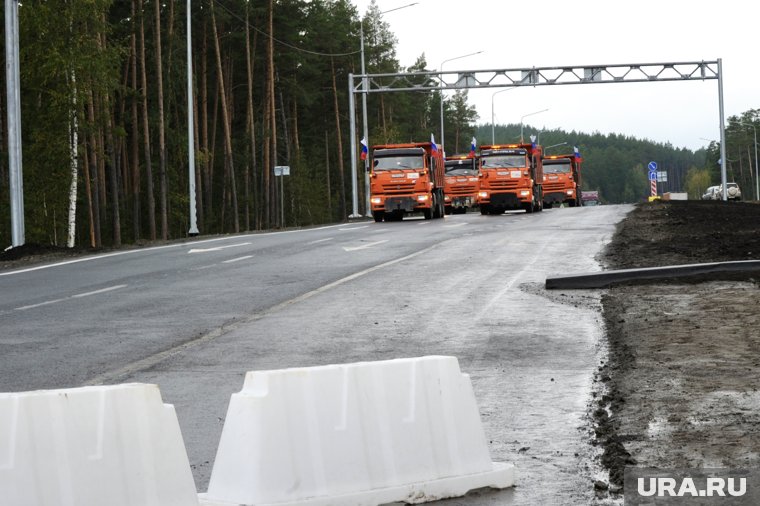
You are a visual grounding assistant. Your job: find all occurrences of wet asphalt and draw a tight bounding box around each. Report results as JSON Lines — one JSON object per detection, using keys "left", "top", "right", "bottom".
{"left": 0, "top": 204, "right": 630, "bottom": 504}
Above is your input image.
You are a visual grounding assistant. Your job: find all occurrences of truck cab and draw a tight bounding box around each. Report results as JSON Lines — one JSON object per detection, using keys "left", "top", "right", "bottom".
{"left": 477, "top": 143, "right": 544, "bottom": 214}
{"left": 443, "top": 154, "right": 479, "bottom": 214}
{"left": 369, "top": 143, "right": 446, "bottom": 222}
{"left": 542, "top": 153, "right": 582, "bottom": 208}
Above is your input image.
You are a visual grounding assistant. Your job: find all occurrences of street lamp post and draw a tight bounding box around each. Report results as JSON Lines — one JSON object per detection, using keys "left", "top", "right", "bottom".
{"left": 740, "top": 122, "right": 759, "bottom": 201}
{"left": 359, "top": 2, "right": 418, "bottom": 217}
{"left": 491, "top": 88, "right": 516, "bottom": 144}
{"left": 439, "top": 51, "right": 483, "bottom": 154}
{"left": 187, "top": 0, "right": 199, "bottom": 235}
{"left": 520, "top": 109, "right": 549, "bottom": 142}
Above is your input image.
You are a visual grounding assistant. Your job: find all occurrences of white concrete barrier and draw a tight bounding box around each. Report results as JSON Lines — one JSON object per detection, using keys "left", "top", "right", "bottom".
{"left": 0, "top": 383, "right": 199, "bottom": 506}
{"left": 200, "top": 356, "right": 513, "bottom": 505}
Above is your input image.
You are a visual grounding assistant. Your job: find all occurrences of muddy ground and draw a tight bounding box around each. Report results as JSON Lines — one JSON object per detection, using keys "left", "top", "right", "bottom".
{"left": 593, "top": 200, "right": 760, "bottom": 499}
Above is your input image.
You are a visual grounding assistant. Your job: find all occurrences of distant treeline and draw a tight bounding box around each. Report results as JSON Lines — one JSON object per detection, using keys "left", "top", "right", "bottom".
{"left": 479, "top": 113, "right": 759, "bottom": 203}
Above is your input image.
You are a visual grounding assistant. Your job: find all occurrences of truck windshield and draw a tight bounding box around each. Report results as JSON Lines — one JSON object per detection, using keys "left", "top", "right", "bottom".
{"left": 373, "top": 156, "right": 424, "bottom": 170}
{"left": 544, "top": 162, "right": 572, "bottom": 174}
{"left": 480, "top": 155, "right": 526, "bottom": 168}
{"left": 445, "top": 162, "right": 476, "bottom": 175}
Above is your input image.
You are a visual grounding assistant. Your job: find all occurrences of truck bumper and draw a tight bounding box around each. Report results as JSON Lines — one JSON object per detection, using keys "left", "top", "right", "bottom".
{"left": 480, "top": 191, "right": 529, "bottom": 208}
{"left": 543, "top": 191, "right": 574, "bottom": 205}
{"left": 371, "top": 195, "right": 432, "bottom": 213}
{"left": 445, "top": 196, "right": 475, "bottom": 208}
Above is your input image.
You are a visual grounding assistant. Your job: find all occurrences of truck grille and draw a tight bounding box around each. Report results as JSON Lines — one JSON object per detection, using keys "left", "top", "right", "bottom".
{"left": 381, "top": 182, "right": 416, "bottom": 194}
{"left": 448, "top": 184, "right": 478, "bottom": 195}
{"left": 486, "top": 180, "right": 519, "bottom": 190}
{"left": 543, "top": 182, "right": 568, "bottom": 192}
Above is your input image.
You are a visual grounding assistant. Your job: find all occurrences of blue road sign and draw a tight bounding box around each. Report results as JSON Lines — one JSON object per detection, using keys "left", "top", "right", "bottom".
{"left": 648, "top": 161, "right": 658, "bottom": 172}
{"left": 648, "top": 171, "right": 657, "bottom": 181}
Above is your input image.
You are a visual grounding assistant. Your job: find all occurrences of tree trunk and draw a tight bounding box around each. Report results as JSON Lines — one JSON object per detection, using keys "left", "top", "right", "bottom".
{"left": 105, "top": 93, "right": 121, "bottom": 247}
{"left": 86, "top": 90, "right": 102, "bottom": 247}
{"left": 154, "top": 0, "right": 168, "bottom": 240}
{"left": 138, "top": 0, "right": 156, "bottom": 240}
{"left": 201, "top": 17, "right": 211, "bottom": 228}
{"left": 66, "top": 70, "right": 78, "bottom": 248}
{"left": 82, "top": 134, "right": 96, "bottom": 248}
{"left": 325, "top": 129, "right": 331, "bottom": 217}
{"left": 331, "top": 58, "right": 346, "bottom": 219}
{"left": 130, "top": 0, "right": 141, "bottom": 241}
{"left": 210, "top": 0, "right": 239, "bottom": 233}
{"left": 267, "top": 0, "right": 277, "bottom": 227}
{"left": 244, "top": 2, "right": 255, "bottom": 231}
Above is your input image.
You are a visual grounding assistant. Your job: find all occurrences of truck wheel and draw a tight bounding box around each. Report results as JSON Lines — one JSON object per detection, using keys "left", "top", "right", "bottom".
{"left": 372, "top": 211, "right": 384, "bottom": 222}
{"left": 423, "top": 207, "right": 433, "bottom": 220}
{"left": 445, "top": 205, "right": 452, "bottom": 215}
{"left": 480, "top": 205, "right": 490, "bottom": 215}
{"left": 524, "top": 203, "right": 533, "bottom": 213}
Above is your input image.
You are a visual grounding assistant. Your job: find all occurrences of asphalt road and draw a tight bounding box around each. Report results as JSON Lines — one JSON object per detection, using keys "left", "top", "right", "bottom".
{"left": 0, "top": 204, "right": 630, "bottom": 504}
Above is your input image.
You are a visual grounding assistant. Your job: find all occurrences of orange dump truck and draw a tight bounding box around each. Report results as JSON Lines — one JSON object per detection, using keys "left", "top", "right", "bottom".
{"left": 369, "top": 142, "right": 446, "bottom": 222}
{"left": 477, "top": 143, "right": 544, "bottom": 214}
{"left": 443, "top": 154, "right": 479, "bottom": 214}
{"left": 542, "top": 150, "right": 582, "bottom": 208}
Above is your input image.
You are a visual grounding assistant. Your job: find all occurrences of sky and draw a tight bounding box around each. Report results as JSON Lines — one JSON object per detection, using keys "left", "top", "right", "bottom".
{"left": 351, "top": 0, "right": 758, "bottom": 151}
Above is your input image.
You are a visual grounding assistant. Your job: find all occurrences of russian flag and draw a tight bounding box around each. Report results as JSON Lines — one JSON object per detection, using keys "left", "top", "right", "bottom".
{"left": 431, "top": 133, "right": 438, "bottom": 153}
{"left": 360, "top": 137, "right": 368, "bottom": 161}
{"left": 469, "top": 137, "right": 476, "bottom": 157}
{"left": 574, "top": 146, "right": 581, "bottom": 159}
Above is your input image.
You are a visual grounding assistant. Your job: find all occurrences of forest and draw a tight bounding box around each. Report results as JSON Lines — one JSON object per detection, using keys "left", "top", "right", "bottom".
{"left": 0, "top": 0, "right": 757, "bottom": 249}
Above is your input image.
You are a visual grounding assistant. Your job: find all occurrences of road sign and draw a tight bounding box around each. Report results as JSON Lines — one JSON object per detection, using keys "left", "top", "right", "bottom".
{"left": 648, "top": 161, "right": 657, "bottom": 172}
{"left": 274, "top": 166, "right": 290, "bottom": 176}
{"left": 657, "top": 171, "right": 668, "bottom": 182}
{"left": 648, "top": 171, "right": 657, "bottom": 181}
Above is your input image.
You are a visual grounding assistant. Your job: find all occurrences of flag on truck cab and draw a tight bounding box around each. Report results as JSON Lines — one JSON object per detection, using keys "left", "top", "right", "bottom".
{"left": 360, "top": 137, "right": 368, "bottom": 161}
{"left": 574, "top": 146, "right": 581, "bottom": 159}
{"left": 431, "top": 133, "right": 438, "bottom": 152}
{"left": 469, "top": 137, "right": 477, "bottom": 157}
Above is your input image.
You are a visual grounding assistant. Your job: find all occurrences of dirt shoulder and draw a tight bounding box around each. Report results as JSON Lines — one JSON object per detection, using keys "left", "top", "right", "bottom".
{"left": 593, "top": 201, "right": 760, "bottom": 499}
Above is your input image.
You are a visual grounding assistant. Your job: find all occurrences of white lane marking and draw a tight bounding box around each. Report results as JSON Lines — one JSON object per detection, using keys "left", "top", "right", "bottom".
{"left": 342, "top": 240, "right": 389, "bottom": 252}
{"left": 307, "top": 238, "right": 333, "bottom": 245}
{"left": 71, "top": 285, "right": 128, "bottom": 298}
{"left": 83, "top": 244, "right": 439, "bottom": 386}
{"left": 339, "top": 225, "right": 369, "bottom": 231}
{"left": 417, "top": 221, "right": 431, "bottom": 225}
{"left": 444, "top": 222, "right": 468, "bottom": 228}
{"left": 15, "top": 284, "right": 127, "bottom": 311}
{"left": 0, "top": 222, "right": 359, "bottom": 277}
{"left": 188, "top": 242, "right": 251, "bottom": 254}
{"left": 223, "top": 255, "right": 254, "bottom": 264}
{"left": 372, "top": 228, "right": 390, "bottom": 233}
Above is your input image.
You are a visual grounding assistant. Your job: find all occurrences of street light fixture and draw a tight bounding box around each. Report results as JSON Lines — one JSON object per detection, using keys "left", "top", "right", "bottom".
{"left": 439, "top": 50, "right": 483, "bottom": 155}
{"left": 358, "top": 2, "right": 418, "bottom": 217}
{"left": 740, "top": 122, "right": 759, "bottom": 201}
{"left": 544, "top": 142, "right": 568, "bottom": 152}
{"left": 520, "top": 108, "right": 549, "bottom": 142}
{"left": 491, "top": 88, "right": 516, "bottom": 144}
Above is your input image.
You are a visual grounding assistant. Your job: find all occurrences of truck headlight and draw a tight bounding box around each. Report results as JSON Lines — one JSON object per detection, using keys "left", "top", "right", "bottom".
{"left": 370, "top": 197, "right": 382, "bottom": 204}
{"left": 478, "top": 191, "right": 488, "bottom": 198}
{"left": 520, "top": 190, "right": 530, "bottom": 196}
{"left": 417, "top": 195, "right": 429, "bottom": 202}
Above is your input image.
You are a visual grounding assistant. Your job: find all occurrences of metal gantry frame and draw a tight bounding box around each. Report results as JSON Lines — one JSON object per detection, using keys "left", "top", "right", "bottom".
{"left": 348, "top": 59, "right": 726, "bottom": 216}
